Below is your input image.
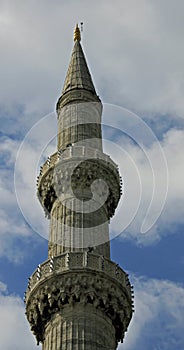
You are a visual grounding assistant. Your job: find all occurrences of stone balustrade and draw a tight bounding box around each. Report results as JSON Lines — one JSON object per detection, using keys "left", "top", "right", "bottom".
{"left": 37, "top": 146, "right": 120, "bottom": 187}
{"left": 25, "top": 252, "right": 132, "bottom": 302}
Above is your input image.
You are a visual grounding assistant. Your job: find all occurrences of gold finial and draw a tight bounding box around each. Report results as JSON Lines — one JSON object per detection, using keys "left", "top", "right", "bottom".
{"left": 74, "top": 23, "right": 81, "bottom": 42}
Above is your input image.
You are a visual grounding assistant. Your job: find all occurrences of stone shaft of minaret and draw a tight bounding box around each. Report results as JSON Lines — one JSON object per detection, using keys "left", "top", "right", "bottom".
{"left": 42, "top": 304, "right": 116, "bottom": 350}
{"left": 49, "top": 99, "right": 110, "bottom": 257}
{"left": 47, "top": 28, "right": 113, "bottom": 259}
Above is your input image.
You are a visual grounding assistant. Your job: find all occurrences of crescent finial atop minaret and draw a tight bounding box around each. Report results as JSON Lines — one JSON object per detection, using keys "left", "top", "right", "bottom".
{"left": 74, "top": 23, "right": 81, "bottom": 42}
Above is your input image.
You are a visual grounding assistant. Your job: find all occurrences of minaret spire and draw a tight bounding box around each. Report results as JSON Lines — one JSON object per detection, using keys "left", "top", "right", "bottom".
{"left": 57, "top": 24, "right": 100, "bottom": 109}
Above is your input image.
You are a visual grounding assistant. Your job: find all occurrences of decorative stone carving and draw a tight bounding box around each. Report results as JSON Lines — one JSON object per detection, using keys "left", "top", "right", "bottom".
{"left": 37, "top": 153, "right": 121, "bottom": 220}
{"left": 25, "top": 252, "right": 131, "bottom": 299}
{"left": 26, "top": 268, "right": 133, "bottom": 345}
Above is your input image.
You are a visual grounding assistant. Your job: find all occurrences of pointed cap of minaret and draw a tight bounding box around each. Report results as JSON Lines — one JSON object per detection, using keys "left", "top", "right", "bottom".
{"left": 62, "top": 24, "right": 96, "bottom": 95}
{"left": 57, "top": 24, "right": 100, "bottom": 109}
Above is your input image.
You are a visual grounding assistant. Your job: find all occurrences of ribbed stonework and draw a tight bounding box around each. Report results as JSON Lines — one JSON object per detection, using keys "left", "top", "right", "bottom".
{"left": 25, "top": 26, "right": 133, "bottom": 349}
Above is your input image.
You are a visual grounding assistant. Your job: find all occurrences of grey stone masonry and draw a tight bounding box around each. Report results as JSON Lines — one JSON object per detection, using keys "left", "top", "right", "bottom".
{"left": 25, "top": 26, "right": 133, "bottom": 349}
{"left": 25, "top": 252, "right": 133, "bottom": 348}
{"left": 62, "top": 41, "right": 96, "bottom": 95}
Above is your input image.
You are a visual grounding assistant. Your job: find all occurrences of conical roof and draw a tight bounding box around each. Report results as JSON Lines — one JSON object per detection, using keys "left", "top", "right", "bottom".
{"left": 57, "top": 25, "right": 100, "bottom": 110}
{"left": 62, "top": 39, "right": 96, "bottom": 96}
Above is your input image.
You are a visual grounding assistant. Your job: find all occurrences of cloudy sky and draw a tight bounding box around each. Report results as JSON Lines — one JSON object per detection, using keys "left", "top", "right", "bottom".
{"left": 0, "top": 0, "right": 184, "bottom": 349}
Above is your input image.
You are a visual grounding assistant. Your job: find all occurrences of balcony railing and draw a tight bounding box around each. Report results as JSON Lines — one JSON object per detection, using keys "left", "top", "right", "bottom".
{"left": 37, "top": 146, "right": 119, "bottom": 186}
{"left": 25, "top": 252, "right": 131, "bottom": 302}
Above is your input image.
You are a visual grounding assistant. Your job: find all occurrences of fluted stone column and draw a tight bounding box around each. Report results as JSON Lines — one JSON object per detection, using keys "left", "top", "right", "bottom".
{"left": 42, "top": 305, "right": 116, "bottom": 350}
{"left": 49, "top": 198, "right": 110, "bottom": 258}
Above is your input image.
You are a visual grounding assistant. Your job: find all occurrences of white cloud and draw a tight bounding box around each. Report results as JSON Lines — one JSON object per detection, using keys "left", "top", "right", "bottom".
{"left": 0, "top": 281, "right": 7, "bottom": 293}
{"left": 108, "top": 127, "right": 184, "bottom": 245}
{"left": 118, "top": 276, "right": 184, "bottom": 350}
{"left": 0, "top": 112, "right": 58, "bottom": 261}
{"left": 0, "top": 283, "right": 41, "bottom": 350}
{"left": 0, "top": 135, "right": 43, "bottom": 262}
{"left": 0, "top": 0, "right": 184, "bottom": 124}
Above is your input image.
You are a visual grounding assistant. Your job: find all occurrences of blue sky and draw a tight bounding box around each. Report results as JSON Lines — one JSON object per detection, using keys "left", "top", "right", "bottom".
{"left": 0, "top": 1, "right": 184, "bottom": 349}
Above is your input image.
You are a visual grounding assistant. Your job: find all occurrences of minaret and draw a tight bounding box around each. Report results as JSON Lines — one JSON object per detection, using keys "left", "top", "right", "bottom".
{"left": 25, "top": 25, "right": 133, "bottom": 350}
